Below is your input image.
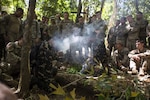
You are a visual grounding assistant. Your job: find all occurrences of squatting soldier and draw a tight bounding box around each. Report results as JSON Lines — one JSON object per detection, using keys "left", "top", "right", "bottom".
{"left": 5, "top": 36, "right": 23, "bottom": 77}
{"left": 136, "top": 11, "right": 148, "bottom": 45}
{"left": 113, "top": 40, "right": 129, "bottom": 71}
{"left": 107, "top": 20, "right": 120, "bottom": 56}
{"left": 116, "top": 17, "right": 129, "bottom": 46}
{"left": 30, "top": 40, "right": 57, "bottom": 92}
{"left": 128, "top": 40, "right": 150, "bottom": 76}
{"left": 60, "top": 12, "right": 74, "bottom": 38}
{"left": 126, "top": 15, "right": 139, "bottom": 50}
{"left": 0, "top": 8, "right": 24, "bottom": 42}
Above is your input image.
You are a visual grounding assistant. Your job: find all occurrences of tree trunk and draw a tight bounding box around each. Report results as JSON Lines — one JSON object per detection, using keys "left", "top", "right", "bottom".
{"left": 75, "top": 0, "right": 82, "bottom": 23}
{"left": 0, "top": 0, "right": 1, "bottom": 12}
{"left": 15, "top": 0, "right": 36, "bottom": 97}
{"left": 135, "top": 0, "right": 139, "bottom": 13}
{"left": 100, "top": 0, "right": 106, "bottom": 16}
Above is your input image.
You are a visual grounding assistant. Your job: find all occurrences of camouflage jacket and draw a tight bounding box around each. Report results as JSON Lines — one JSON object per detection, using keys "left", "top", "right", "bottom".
{"left": 6, "top": 41, "right": 21, "bottom": 66}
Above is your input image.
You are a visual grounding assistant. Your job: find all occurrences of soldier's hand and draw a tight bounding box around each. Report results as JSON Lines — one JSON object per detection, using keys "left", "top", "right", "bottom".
{"left": 132, "top": 55, "right": 140, "bottom": 61}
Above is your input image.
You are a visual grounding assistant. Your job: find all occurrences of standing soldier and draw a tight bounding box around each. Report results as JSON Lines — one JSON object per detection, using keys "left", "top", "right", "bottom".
{"left": 136, "top": 11, "right": 148, "bottom": 45}
{"left": 92, "top": 11, "right": 107, "bottom": 67}
{"left": 60, "top": 12, "right": 74, "bottom": 38}
{"left": 24, "top": 13, "right": 41, "bottom": 46}
{"left": 116, "top": 17, "right": 129, "bottom": 46}
{"left": 39, "top": 16, "right": 48, "bottom": 41}
{"left": 107, "top": 20, "right": 120, "bottom": 56}
{"left": 0, "top": 11, "right": 7, "bottom": 61}
{"left": 48, "top": 16, "right": 59, "bottom": 39}
{"left": 126, "top": 15, "right": 139, "bottom": 50}
{"left": 0, "top": 8, "right": 24, "bottom": 42}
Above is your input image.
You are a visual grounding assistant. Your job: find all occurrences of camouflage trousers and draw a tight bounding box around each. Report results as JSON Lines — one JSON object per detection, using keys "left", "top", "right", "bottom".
{"left": 130, "top": 58, "right": 150, "bottom": 73}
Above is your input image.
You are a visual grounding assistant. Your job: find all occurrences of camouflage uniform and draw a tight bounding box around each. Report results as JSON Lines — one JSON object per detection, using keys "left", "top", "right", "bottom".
{"left": 60, "top": 19, "right": 74, "bottom": 38}
{"left": 107, "top": 25, "right": 119, "bottom": 55}
{"left": 128, "top": 48, "right": 150, "bottom": 74}
{"left": 92, "top": 19, "right": 107, "bottom": 66}
{"left": 136, "top": 19, "right": 148, "bottom": 45}
{"left": 30, "top": 41, "right": 57, "bottom": 92}
{"left": 113, "top": 46, "right": 129, "bottom": 68}
{"left": 126, "top": 21, "right": 139, "bottom": 50}
{"left": 23, "top": 19, "right": 41, "bottom": 46}
{"left": 116, "top": 23, "right": 129, "bottom": 46}
{"left": 0, "top": 14, "right": 22, "bottom": 42}
{"left": 5, "top": 41, "right": 21, "bottom": 76}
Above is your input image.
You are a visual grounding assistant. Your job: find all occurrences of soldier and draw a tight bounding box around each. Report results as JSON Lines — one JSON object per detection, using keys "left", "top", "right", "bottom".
{"left": 0, "top": 8, "right": 24, "bottom": 42}
{"left": 92, "top": 11, "right": 108, "bottom": 68}
{"left": 30, "top": 40, "right": 57, "bottom": 93}
{"left": 116, "top": 17, "right": 129, "bottom": 46}
{"left": 128, "top": 40, "right": 150, "bottom": 76}
{"left": 23, "top": 13, "right": 41, "bottom": 46}
{"left": 39, "top": 16, "right": 48, "bottom": 41}
{"left": 107, "top": 20, "right": 120, "bottom": 56}
{"left": 126, "top": 15, "right": 139, "bottom": 50}
{"left": 60, "top": 12, "right": 74, "bottom": 38}
{"left": 5, "top": 36, "right": 23, "bottom": 77}
{"left": 0, "top": 11, "right": 7, "bottom": 61}
{"left": 48, "top": 16, "right": 59, "bottom": 39}
{"left": 113, "top": 40, "right": 129, "bottom": 71}
{"left": 136, "top": 11, "right": 148, "bottom": 45}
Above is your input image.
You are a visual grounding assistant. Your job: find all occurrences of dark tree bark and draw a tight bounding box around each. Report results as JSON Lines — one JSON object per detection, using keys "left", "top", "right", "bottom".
{"left": 75, "top": 0, "right": 82, "bottom": 23}
{"left": 100, "top": 0, "right": 106, "bottom": 16}
{"left": 135, "top": 0, "right": 139, "bottom": 13}
{"left": 15, "top": 0, "right": 36, "bottom": 97}
{"left": 0, "top": 0, "right": 1, "bottom": 12}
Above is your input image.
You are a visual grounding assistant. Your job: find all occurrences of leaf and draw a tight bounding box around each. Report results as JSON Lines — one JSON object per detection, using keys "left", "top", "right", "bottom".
{"left": 97, "top": 93, "right": 105, "bottom": 100}
{"left": 49, "top": 83, "right": 57, "bottom": 89}
{"left": 79, "top": 97, "right": 86, "bottom": 100}
{"left": 111, "top": 75, "right": 117, "bottom": 80}
{"left": 65, "top": 97, "right": 73, "bottom": 100}
{"left": 38, "top": 94, "right": 49, "bottom": 100}
{"left": 70, "top": 88, "right": 76, "bottom": 99}
{"left": 131, "top": 92, "right": 139, "bottom": 97}
{"left": 52, "top": 84, "right": 66, "bottom": 96}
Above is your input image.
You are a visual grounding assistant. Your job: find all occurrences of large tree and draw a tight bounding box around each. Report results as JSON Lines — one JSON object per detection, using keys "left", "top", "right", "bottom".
{"left": 15, "top": 0, "right": 36, "bottom": 98}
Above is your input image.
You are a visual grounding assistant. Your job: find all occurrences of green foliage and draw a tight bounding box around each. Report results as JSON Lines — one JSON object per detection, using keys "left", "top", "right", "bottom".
{"left": 85, "top": 73, "right": 148, "bottom": 99}
{"left": 66, "top": 64, "right": 82, "bottom": 74}
{"left": 50, "top": 83, "right": 86, "bottom": 100}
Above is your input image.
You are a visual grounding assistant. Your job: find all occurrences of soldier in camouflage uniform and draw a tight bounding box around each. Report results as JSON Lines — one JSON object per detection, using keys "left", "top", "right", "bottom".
{"left": 128, "top": 40, "right": 150, "bottom": 75}
{"left": 5, "top": 36, "right": 23, "bottom": 77}
{"left": 113, "top": 40, "right": 129, "bottom": 71}
{"left": 30, "top": 40, "right": 57, "bottom": 93}
{"left": 60, "top": 12, "right": 74, "bottom": 38}
{"left": 48, "top": 17, "right": 59, "bottom": 39}
{"left": 116, "top": 17, "right": 129, "bottom": 46}
{"left": 92, "top": 11, "right": 107, "bottom": 67}
{"left": 0, "top": 8, "right": 24, "bottom": 42}
{"left": 23, "top": 13, "right": 41, "bottom": 46}
{"left": 136, "top": 12, "right": 148, "bottom": 45}
{"left": 39, "top": 16, "right": 48, "bottom": 41}
{"left": 107, "top": 20, "right": 120, "bottom": 56}
{"left": 126, "top": 15, "right": 139, "bottom": 50}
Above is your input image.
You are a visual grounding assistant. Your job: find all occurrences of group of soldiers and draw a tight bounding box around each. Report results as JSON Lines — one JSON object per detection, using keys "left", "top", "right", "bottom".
{"left": 0, "top": 7, "right": 150, "bottom": 93}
